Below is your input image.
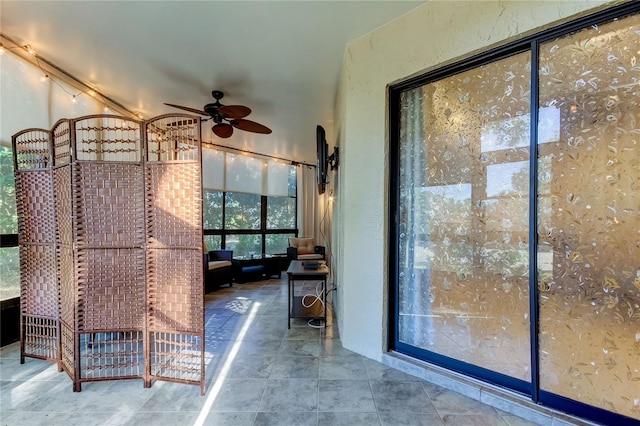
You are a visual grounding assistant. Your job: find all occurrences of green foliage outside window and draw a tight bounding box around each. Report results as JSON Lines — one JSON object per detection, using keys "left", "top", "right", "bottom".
{"left": 288, "top": 165, "right": 297, "bottom": 197}
{"left": 267, "top": 196, "right": 295, "bottom": 229}
{"left": 0, "top": 146, "right": 17, "bottom": 234}
{"left": 226, "top": 234, "right": 263, "bottom": 258}
{"left": 266, "top": 233, "right": 294, "bottom": 255}
{"left": 1, "top": 146, "right": 19, "bottom": 300}
{"left": 225, "top": 192, "right": 261, "bottom": 230}
{"left": 203, "top": 190, "right": 223, "bottom": 229}
{"left": 0, "top": 247, "right": 20, "bottom": 300}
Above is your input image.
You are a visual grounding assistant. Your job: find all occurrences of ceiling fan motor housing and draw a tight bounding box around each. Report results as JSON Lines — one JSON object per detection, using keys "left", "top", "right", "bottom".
{"left": 204, "top": 103, "right": 223, "bottom": 123}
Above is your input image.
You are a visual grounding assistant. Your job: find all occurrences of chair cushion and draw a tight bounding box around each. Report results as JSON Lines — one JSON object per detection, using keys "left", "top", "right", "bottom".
{"left": 208, "top": 260, "right": 232, "bottom": 270}
{"left": 289, "top": 237, "right": 315, "bottom": 255}
{"left": 298, "top": 253, "right": 323, "bottom": 260}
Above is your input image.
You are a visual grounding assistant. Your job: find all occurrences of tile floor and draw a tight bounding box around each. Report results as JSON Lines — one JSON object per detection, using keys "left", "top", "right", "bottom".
{"left": 0, "top": 277, "right": 541, "bottom": 425}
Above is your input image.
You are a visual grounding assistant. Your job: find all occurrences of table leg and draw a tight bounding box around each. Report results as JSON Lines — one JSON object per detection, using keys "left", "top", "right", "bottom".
{"left": 323, "top": 279, "right": 327, "bottom": 328}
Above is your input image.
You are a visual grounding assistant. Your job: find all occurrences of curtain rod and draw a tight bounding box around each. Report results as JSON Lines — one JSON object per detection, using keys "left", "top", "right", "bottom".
{"left": 202, "top": 141, "right": 316, "bottom": 168}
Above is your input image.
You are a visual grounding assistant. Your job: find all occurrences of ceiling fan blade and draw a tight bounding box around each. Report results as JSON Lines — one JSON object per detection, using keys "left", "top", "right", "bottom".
{"left": 212, "top": 123, "right": 234, "bottom": 138}
{"left": 231, "top": 118, "right": 272, "bottom": 134}
{"left": 164, "top": 103, "right": 207, "bottom": 116}
{"left": 218, "top": 105, "right": 251, "bottom": 119}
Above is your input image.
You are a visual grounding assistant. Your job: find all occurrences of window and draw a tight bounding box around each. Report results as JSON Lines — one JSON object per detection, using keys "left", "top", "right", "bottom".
{"left": 203, "top": 192, "right": 297, "bottom": 257}
{"left": 202, "top": 147, "right": 297, "bottom": 257}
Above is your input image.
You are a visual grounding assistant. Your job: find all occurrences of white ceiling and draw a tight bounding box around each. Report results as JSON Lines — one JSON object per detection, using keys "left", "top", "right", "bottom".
{"left": 1, "top": 1, "right": 424, "bottom": 163}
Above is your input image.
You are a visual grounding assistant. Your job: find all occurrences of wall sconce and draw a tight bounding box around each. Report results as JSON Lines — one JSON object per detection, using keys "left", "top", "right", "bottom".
{"left": 328, "top": 146, "right": 339, "bottom": 170}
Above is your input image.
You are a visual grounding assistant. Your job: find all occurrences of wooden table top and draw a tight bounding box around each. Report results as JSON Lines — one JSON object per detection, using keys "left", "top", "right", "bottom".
{"left": 286, "top": 260, "right": 329, "bottom": 275}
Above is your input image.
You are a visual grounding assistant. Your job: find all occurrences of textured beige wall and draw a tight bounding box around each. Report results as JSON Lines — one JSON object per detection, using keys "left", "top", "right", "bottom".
{"left": 334, "top": 0, "right": 614, "bottom": 360}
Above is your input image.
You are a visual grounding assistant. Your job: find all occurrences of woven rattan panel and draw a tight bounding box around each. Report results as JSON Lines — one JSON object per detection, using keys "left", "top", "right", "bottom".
{"left": 146, "top": 163, "right": 202, "bottom": 249}
{"left": 53, "top": 120, "right": 71, "bottom": 166}
{"left": 58, "top": 245, "right": 75, "bottom": 326}
{"left": 19, "top": 245, "right": 57, "bottom": 317}
{"left": 20, "top": 244, "right": 58, "bottom": 360}
{"left": 15, "top": 172, "right": 55, "bottom": 244}
{"left": 74, "top": 162, "right": 145, "bottom": 248}
{"left": 60, "top": 323, "right": 75, "bottom": 378}
{"left": 58, "top": 244, "right": 76, "bottom": 383}
{"left": 147, "top": 248, "right": 203, "bottom": 332}
{"left": 78, "top": 248, "right": 145, "bottom": 331}
{"left": 54, "top": 167, "right": 73, "bottom": 245}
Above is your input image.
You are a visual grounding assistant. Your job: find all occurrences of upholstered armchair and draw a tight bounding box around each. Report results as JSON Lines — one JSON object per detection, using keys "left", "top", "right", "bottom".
{"left": 287, "top": 237, "right": 325, "bottom": 260}
{"left": 204, "top": 250, "right": 234, "bottom": 292}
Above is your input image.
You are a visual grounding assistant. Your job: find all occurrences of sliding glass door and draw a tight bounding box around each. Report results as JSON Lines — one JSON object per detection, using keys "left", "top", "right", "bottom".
{"left": 396, "top": 51, "right": 532, "bottom": 386}
{"left": 390, "top": 5, "right": 639, "bottom": 423}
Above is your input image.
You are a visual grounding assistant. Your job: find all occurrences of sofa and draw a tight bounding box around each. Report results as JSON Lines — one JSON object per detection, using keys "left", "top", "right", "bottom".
{"left": 286, "top": 237, "right": 325, "bottom": 260}
{"left": 204, "top": 250, "right": 234, "bottom": 292}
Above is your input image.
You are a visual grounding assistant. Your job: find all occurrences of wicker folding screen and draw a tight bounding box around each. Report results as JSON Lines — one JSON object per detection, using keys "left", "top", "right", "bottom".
{"left": 13, "top": 114, "right": 204, "bottom": 394}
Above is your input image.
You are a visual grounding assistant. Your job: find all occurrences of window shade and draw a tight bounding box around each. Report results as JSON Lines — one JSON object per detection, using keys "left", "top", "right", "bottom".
{"left": 202, "top": 147, "right": 294, "bottom": 196}
{"left": 267, "top": 160, "right": 290, "bottom": 196}
{"left": 225, "top": 153, "right": 264, "bottom": 194}
{"left": 202, "top": 148, "right": 224, "bottom": 190}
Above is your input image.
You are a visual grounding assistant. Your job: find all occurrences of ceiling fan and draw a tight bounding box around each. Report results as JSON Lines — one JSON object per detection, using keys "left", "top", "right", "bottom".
{"left": 164, "top": 90, "right": 272, "bottom": 138}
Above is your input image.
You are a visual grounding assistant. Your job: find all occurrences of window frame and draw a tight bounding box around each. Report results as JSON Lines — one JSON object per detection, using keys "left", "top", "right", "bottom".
{"left": 203, "top": 191, "right": 298, "bottom": 255}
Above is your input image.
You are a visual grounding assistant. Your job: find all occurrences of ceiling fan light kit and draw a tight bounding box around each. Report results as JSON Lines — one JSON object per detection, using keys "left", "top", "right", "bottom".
{"left": 165, "top": 90, "right": 272, "bottom": 138}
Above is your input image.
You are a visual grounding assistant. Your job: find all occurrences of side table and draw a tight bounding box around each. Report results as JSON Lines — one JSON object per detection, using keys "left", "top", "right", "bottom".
{"left": 286, "top": 260, "right": 329, "bottom": 328}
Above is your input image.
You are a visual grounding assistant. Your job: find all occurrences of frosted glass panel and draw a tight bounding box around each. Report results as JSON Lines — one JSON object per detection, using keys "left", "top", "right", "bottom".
{"left": 397, "top": 51, "right": 532, "bottom": 381}
{"left": 537, "top": 17, "right": 640, "bottom": 420}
